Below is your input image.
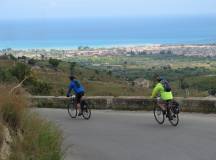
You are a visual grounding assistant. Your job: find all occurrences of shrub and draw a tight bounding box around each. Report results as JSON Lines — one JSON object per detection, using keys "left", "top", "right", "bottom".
{"left": 25, "top": 80, "right": 52, "bottom": 95}
{"left": 49, "top": 59, "right": 60, "bottom": 69}
{"left": 10, "top": 63, "right": 31, "bottom": 82}
{"left": 0, "top": 68, "right": 14, "bottom": 82}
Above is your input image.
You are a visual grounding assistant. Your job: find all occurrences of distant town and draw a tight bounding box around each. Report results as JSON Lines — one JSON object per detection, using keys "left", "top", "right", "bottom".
{"left": 1, "top": 44, "right": 216, "bottom": 59}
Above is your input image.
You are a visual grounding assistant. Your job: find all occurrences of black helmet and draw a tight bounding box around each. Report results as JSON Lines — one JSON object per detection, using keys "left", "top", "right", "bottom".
{"left": 69, "top": 75, "right": 76, "bottom": 80}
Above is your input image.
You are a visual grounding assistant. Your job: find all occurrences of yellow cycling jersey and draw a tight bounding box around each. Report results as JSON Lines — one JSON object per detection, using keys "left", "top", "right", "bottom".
{"left": 151, "top": 83, "right": 173, "bottom": 100}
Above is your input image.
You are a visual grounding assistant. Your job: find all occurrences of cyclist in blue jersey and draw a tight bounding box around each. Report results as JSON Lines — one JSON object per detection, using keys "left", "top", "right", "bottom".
{"left": 67, "top": 75, "right": 85, "bottom": 116}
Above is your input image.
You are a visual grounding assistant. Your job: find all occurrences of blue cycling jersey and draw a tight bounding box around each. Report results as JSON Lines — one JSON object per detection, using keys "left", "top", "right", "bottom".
{"left": 68, "top": 80, "right": 85, "bottom": 95}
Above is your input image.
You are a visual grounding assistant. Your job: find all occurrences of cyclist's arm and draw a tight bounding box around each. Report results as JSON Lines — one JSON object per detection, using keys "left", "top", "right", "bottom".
{"left": 151, "top": 84, "right": 161, "bottom": 98}
{"left": 66, "top": 83, "right": 75, "bottom": 97}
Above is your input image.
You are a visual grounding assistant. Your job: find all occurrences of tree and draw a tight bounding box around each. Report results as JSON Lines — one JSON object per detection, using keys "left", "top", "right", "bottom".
{"left": 49, "top": 58, "right": 60, "bottom": 69}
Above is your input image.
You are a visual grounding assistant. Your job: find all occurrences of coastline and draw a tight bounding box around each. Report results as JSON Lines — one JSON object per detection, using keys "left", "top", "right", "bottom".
{"left": 1, "top": 43, "right": 216, "bottom": 59}
{"left": 0, "top": 42, "right": 215, "bottom": 51}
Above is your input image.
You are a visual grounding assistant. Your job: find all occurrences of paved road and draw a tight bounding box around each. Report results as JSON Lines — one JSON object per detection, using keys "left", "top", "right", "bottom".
{"left": 37, "top": 109, "right": 216, "bottom": 160}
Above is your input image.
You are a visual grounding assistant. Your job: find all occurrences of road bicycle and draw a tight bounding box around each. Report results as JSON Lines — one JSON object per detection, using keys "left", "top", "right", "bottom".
{"left": 67, "top": 96, "right": 91, "bottom": 120}
{"left": 153, "top": 98, "right": 180, "bottom": 126}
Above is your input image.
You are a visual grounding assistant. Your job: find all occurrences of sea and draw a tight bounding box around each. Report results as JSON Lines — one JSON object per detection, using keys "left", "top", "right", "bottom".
{"left": 0, "top": 16, "right": 216, "bottom": 49}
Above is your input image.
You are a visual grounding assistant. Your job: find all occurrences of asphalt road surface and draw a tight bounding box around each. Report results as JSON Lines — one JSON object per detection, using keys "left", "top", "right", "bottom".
{"left": 37, "top": 109, "right": 216, "bottom": 160}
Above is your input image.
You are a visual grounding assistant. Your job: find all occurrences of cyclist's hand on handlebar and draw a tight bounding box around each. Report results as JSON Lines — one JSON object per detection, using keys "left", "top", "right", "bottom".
{"left": 151, "top": 97, "right": 158, "bottom": 103}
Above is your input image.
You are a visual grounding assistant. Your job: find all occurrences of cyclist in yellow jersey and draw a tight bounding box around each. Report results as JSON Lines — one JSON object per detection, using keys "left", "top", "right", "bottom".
{"left": 151, "top": 76, "right": 173, "bottom": 115}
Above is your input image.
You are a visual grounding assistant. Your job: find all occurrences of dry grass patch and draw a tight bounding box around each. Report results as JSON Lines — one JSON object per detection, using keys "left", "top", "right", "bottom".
{"left": 0, "top": 85, "right": 63, "bottom": 160}
{"left": 10, "top": 113, "right": 63, "bottom": 160}
{"left": 0, "top": 85, "right": 28, "bottom": 130}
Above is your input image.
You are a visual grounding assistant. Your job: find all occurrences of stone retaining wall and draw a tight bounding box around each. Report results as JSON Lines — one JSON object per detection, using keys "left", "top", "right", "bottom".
{"left": 31, "top": 96, "right": 216, "bottom": 113}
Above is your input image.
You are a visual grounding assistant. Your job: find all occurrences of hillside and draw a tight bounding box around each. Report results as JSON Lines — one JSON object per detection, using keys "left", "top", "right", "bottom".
{"left": 1, "top": 53, "right": 216, "bottom": 97}
{"left": 0, "top": 56, "right": 150, "bottom": 97}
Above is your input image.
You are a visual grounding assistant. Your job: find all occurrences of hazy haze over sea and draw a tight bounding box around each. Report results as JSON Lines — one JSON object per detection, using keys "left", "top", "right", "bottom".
{"left": 0, "top": 16, "right": 216, "bottom": 49}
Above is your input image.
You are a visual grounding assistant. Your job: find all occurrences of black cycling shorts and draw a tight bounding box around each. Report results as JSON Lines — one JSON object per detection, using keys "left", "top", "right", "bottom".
{"left": 75, "top": 92, "right": 84, "bottom": 104}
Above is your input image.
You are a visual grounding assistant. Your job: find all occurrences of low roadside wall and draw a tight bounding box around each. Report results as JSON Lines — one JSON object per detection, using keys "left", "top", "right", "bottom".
{"left": 31, "top": 96, "right": 216, "bottom": 113}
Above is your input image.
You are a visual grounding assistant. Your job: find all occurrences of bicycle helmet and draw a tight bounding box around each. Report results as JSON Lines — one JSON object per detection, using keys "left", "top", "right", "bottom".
{"left": 69, "top": 75, "right": 76, "bottom": 80}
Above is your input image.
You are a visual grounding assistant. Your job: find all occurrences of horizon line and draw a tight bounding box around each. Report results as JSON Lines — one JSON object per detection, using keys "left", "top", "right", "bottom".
{"left": 0, "top": 14, "right": 216, "bottom": 21}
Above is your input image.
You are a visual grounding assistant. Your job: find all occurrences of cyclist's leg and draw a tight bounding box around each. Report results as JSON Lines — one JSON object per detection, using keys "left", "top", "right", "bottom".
{"left": 76, "top": 92, "right": 84, "bottom": 115}
{"left": 166, "top": 101, "right": 173, "bottom": 120}
{"left": 157, "top": 99, "right": 166, "bottom": 114}
{"left": 75, "top": 94, "right": 82, "bottom": 115}
{"left": 79, "top": 92, "right": 85, "bottom": 110}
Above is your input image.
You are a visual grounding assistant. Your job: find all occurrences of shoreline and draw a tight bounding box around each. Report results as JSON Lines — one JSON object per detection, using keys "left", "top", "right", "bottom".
{"left": 1, "top": 43, "right": 216, "bottom": 59}
{"left": 0, "top": 42, "right": 216, "bottom": 51}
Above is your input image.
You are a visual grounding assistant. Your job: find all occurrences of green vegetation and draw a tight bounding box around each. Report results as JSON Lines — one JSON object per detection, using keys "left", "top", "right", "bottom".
{"left": 0, "top": 68, "right": 15, "bottom": 82}
{"left": 49, "top": 58, "right": 61, "bottom": 69}
{"left": 25, "top": 79, "right": 52, "bottom": 95}
{"left": 70, "top": 62, "right": 76, "bottom": 75}
{"left": 1, "top": 53, "right": 216, "bottom": 97}
{"left": 10, "top": 113, "right": 62, "bottom": 160}
{"left": 28, "top": 58, "right": 37, "bottom": 66}
{"left": 65, "top": 53, "right": 216, "bottom": 97}
{"left": 0, "top": 85, "right": 63, "bottom": 160}
{"left": 10, "top": 63, "right": 31, "bottom": 81}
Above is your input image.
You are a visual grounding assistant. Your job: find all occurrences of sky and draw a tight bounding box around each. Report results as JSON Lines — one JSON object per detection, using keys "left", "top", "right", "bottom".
{"left": 0, "top": 0, "right": 216, "bottom": 20}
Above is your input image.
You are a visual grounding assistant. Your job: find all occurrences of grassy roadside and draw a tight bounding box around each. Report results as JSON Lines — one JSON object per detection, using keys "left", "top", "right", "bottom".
{"left": 0, "top": 86, "right": 63, "bottom": 160}
{"left": 0, "top": 123, "right": 3, "bottom": 149}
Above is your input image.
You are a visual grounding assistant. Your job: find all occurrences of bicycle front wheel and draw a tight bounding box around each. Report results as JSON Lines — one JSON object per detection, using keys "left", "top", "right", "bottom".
{"left": 153, "top": 104, "right": 165, "bottom": 125}
{"left": 169, "top": 109, "right": 179, "bottom": 126}
{"left": 67, "top": 102, "right": 77, "bottom": 119}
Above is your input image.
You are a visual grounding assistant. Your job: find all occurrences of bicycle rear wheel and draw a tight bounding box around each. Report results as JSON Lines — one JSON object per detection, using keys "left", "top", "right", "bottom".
{"left": 81, "top": 101, "right": 91, "bottom": 120}
{"left": 67, "top": 102, "right": 77, "bottom": 118}
{"left": 153, "top": 104, "right": 165, "bottom": 125}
